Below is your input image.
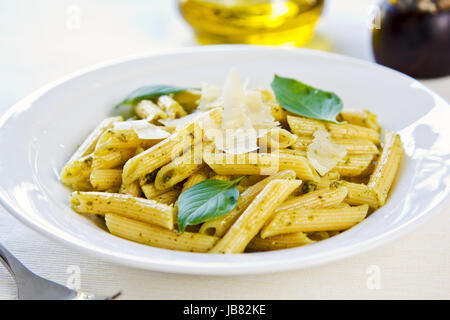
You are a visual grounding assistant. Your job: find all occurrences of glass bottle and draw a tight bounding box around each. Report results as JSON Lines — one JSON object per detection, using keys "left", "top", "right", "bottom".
{"left": 372, "top": 0, "right": 450, "bottom": 79}
{"left": 178, "top": 0, "right": 325, "bottom": 46}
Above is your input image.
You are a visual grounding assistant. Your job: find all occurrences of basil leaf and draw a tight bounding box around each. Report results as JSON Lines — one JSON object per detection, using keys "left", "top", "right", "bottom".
{"left": 271, "top": 74, "right": 343, "bottom": 124}
{"left": 114, "top": 85, "right": 192, "bottom": 109}
{"left": 177, "top": 176, "right": 245, "bottom": 233}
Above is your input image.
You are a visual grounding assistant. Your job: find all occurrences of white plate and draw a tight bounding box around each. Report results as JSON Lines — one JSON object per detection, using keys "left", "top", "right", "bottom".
{"left": 0, "top": 46, "right": 449, "bottom": 275}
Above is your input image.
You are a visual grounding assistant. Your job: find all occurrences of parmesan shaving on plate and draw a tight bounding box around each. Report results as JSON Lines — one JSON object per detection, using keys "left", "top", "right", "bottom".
{"left": 197, "top": 83, "right": 223, "bottom": 110}
{"left": 307, "top": 129, "right": 347, "bottom": 176}
{"left": 200, "top": 68, "right": 278, "bottom": 154}
{"left": 113, "top": 120, "right": 170, "bottom": 140}
{"left": 158, "top": 110, "right": 208, "bottom": 131}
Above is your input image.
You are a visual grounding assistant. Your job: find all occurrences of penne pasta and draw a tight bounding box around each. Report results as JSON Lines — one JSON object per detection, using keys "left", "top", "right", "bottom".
{"left": 339, "top": 181, "right": 379, "bottom": 209}
{"left": 287, "top": 115, "right": 380, "bottom": 144}
{"left": 181, "top": 167, "right": 211, "bottom": 192}
{"left": 91, "top": 148, "right": 136, "bottom": 169}
{"left": 292, "top": 136, "right": 379, "bottom": 155}
{"left": 247, "top": 232, "right": 314, "bottom": 251}
{"left": 259, "top": 128, "right": 297, "bottom": 150}
{"left": 141, "top": 183, "right": 169, "bottom": 199}
{"left": 173, "top": 90, "right": 201, "bottom": 113}
{"left": 335, "top": 154, "right": 375, "bottom": 177}
{"left": 70, "top": 191, "right": 174, "bottom": 229}
{"left": 67, "top": 116, "right": 122, "bottom": 163}
{"left": 90, "top": 169, "right": 122, "bottom": 191}
{"left": 203, "top": 145, "right": 319, "bottom": 181}
{"left": 275, "top": 186, "right": 348, "bottom": 212}
{"left": 121, "top": 111, "right": 214, "bottom": 184}
{"left": 337, "top": 109, "right": 381, "bottom": 132}
{"left": 152, "top": 188, "right": 180, "bottom": 205}
{"left": 261, "top": 204, "right": 369, "bottom": 238}
{"left": 62, "top": 71, "right": 402, "bottom": 254}
{"left": 154, "top": 147, "right": 205, "bottom": 190}
{"left": 60, "top": 155, "right": 94, "bottom": 191}
{"left": 135, "top": 100, "right": 167, "bottom": 121}
{"left": 199, "top": 170, "right": 297, "bottom": 237}
{"left": 157, "top": 95, "right": 187, "bottom": 119}
{"left": 368, "top": 131, "right": 403, "bottom": 206}
{"left": 105, "top": 213, "right": 218, "bottom": 252}
{"left": 122, "top": 130, "right": 194, "bottom": 185}
{"left": 119, "top": 180, "right": 142, "bottom": 197}
{"left": 210, "top": 179, "right": 302, "bottom": 253}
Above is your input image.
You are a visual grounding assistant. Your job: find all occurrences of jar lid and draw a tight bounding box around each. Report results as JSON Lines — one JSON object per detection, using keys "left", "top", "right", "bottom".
{"left": 390, "top": 0, "right": 450, "bottom": 13}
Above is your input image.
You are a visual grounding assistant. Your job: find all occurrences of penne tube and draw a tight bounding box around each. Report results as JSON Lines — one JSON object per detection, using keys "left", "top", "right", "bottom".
{"left": 105, "top": 213, "right": 218, "bottom": 253}
{"left": 119, "top": 180, "right": 142, "bottom": 197}
{"left": 292, "top": 137, "right": 379, "bottom": 155}
{"left": 287, "top": 115, "right": 380, "bottom": 144}
{"left": 61, "top": 118, "right": 122, "bottom": 189}
{"left": 135, "top": 100, "right": 167, "bottom": 121}
{"left": 337, "top": 109, "right": 381, "bottom": 132}
{"left": 121, "top": 109, "right": 218, "bottom": 184}
{"left": 91, "top": 148, "right": 136, "bottom": 169}
{"left": 259, "top": 128, "right": 297, "bottom": 150}
{"left": 68, "top": 116, "right": 122, "bottom": 163}
{"left": 141, "top": 183, "right": 169, "bottom": 199}
{"left": 203, "top": 146, "right": 319, "bottom": 182}
{"left": 247, "top": 232, "right": 314, "bottom": 251}
{"left": 335, "top": 154, "right": 375, "bottom": 177}
{"left": 152, "top": 188, "right": 180, "bottom": 205}
{"left": 210, "top": 179, "right": 302, "bottom": 253}
{"left": 368, "top": 131, "right": 403, "bottom": 206}
{"left": 181, "top": 167, "right": 211, "bottom": 192}
{"left": 199, "top": 170, "right": 297, "bottom": 237}
{"left": 157, "top": 95, "right": 187, "bottom": 119}
{"left": 70, "top": 191, "right": 174, "bottom": 230}
{"left": 275, "top": 186, "right": 348, "bottom": 212}
{"left": 307, "top": 231, "right": 339, "bottom": 241}
{"left": 154, "top": 147, "right": 205, "bottom": 190}
{"left": 95, "top": 129, "right": 162, "bottom": 152}
{"left": 339, "top": 181, "right": 379, "bottom": 209}
{"left": 261, "top": 204, "right": 369, "bottom": 238}
{"left": 316, "top": 171, "right": 341, "bottom": 189}
{"left": 173, "top": 90, "right": 201, "bottom": 113}
{"left": 60, "top": 155, "right": 94, "bottom": 191}
{"left": 90, "top": 169, "right": 122, "bottom": 191}
{"left": 122, "top": 129, "right": 194, "bottom": 185}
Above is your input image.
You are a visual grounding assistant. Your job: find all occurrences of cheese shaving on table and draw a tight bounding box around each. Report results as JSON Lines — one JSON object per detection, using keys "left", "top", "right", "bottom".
{"left": 307, "top": 129, "right": 347, "bottom": 176}
{"left": 200, "top": 68, "right": 278, "bottom": 154}
{"left": 113, "top": 120, "right": 170, "bottom": 140}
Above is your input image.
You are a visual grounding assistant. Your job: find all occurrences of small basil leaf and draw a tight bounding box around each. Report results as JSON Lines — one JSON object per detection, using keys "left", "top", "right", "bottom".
{"left": 177, "top": 176, "right": 245, "bottom": 233}
{"left": 271, "top": 74, "right": 343, "bottom": 124}
{"left": 114, "top": 85, "right": 192, "bottom": 109}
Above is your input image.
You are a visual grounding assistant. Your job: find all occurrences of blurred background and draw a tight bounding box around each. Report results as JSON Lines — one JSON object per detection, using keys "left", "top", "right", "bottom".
{"left": 1, "top": 0, "right": 448, "bottom": 111}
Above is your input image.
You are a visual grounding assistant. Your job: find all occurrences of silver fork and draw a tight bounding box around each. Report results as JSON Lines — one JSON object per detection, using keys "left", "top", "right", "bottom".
{"left": 0, "top": 243, "right": 121, "bottom": 300}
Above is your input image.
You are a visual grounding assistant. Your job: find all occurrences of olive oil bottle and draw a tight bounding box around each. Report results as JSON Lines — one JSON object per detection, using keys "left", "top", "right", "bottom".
{"left": 178, "top": 0, "right": 324, "bottom": 46}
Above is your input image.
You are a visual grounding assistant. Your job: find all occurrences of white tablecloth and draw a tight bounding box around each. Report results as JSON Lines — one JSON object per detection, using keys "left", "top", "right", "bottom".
{"left": 1, "top": 0, "right": 449, "bottom": 299}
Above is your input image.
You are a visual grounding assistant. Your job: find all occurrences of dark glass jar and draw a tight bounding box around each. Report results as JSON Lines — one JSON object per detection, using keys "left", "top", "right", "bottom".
{"left": 372, "top": 0, "right": 450, "bottom": 79}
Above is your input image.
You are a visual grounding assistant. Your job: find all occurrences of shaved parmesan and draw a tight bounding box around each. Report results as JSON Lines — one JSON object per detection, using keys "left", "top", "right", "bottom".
{"left": 307, "top": 129, "right": 347, "bottom": 176}
{"left": 158, "top": 110, "right": 207, "bottom": 130}
{"left": 198, "top": 68, "right": 280, "bottom": 154}
{"left": 222, "top": 68, "right": 253, "bottom": 131}
{"left": 245, "top": 89, "right": 278, "bottom": 130}
{"left": 198, "top": 83, "right": 223, "bottom": 110}
{"left": 113, "top": 120, "right": 170, "bottom": 140}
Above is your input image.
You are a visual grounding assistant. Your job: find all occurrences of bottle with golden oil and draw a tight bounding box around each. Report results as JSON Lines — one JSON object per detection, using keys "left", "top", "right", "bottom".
{"left": 178, "top": 0, "right": 325, "bottom": 46}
